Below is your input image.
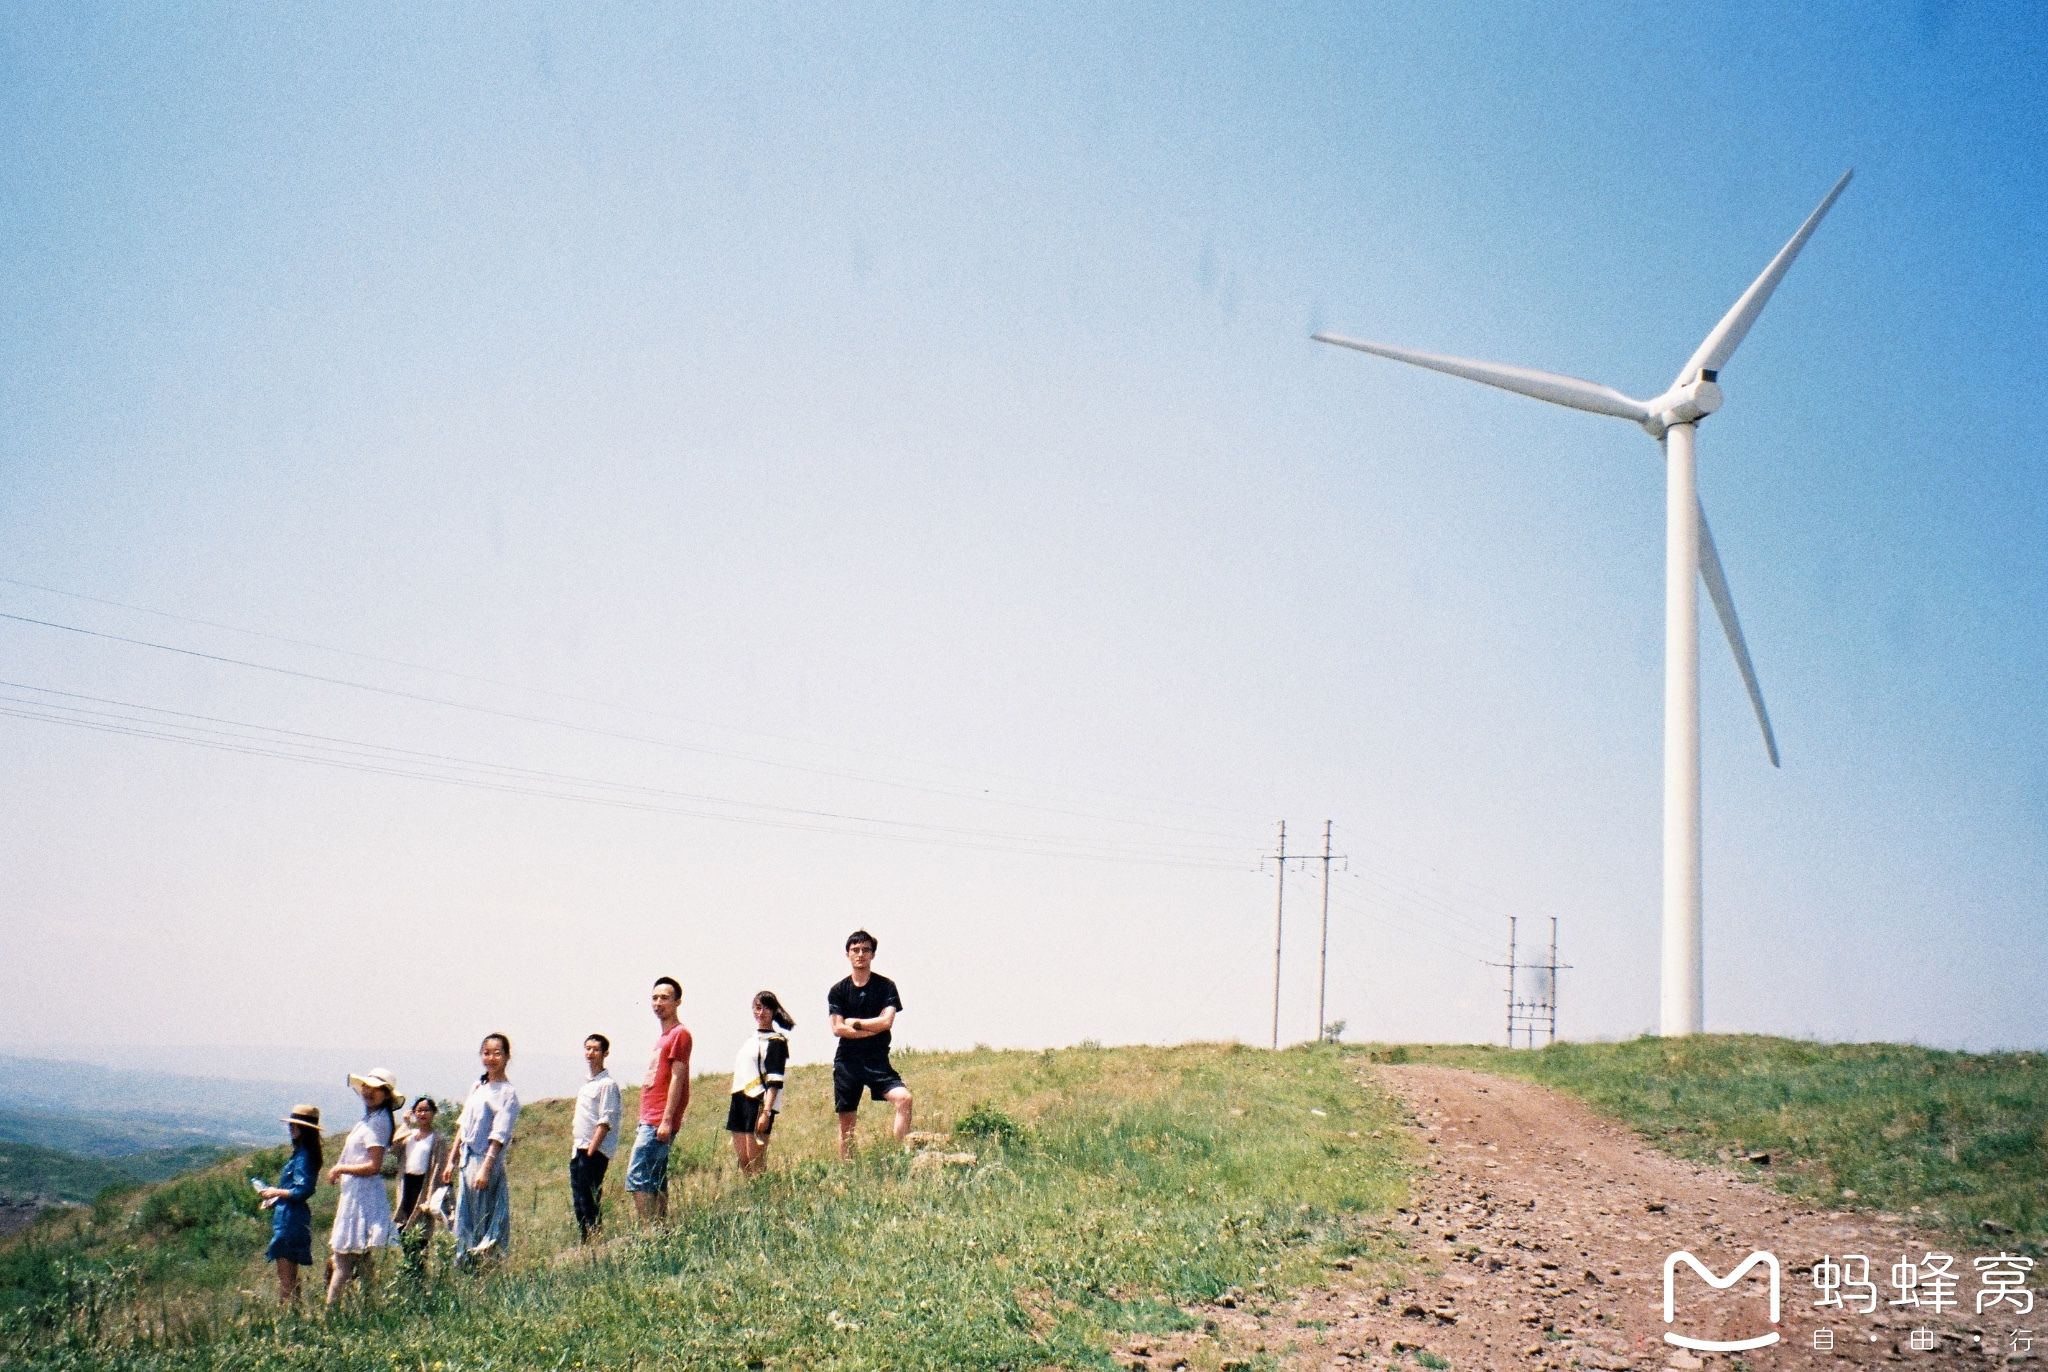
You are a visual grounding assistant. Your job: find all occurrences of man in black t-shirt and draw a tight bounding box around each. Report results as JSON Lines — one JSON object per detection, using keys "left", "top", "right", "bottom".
{"left": 828, "top": 927, "right": 913, "bottom": 1160}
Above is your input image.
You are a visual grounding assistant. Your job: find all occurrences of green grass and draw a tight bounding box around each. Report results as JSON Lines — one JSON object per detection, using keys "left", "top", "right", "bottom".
{"left": 1373, "top": 1034, "right": 2047, "bottom": 1254}
{"left": 0, "top": 1042, "right": 1411, "bottom": 1371}
{"left": 0, "top": 1139, "right": 136, "bottom": 1206}
{"left": 0, "top": 1136, "right": 230, "bottom": 1205}
{"left": 27, "top": 1032, "right": 2033, "bottom": 1368}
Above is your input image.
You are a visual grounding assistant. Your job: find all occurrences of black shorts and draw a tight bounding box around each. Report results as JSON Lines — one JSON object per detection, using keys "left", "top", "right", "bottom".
{"left": 833, "top": 1058, "right": 907, "bottom": 1114}
{"left": 725, "top": 1093, "right": 776, "bottom": 1135}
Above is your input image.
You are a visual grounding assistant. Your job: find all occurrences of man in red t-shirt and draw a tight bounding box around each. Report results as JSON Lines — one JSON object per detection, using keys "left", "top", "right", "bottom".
{"left": 626, "top": 976, "right": 692, "bottom": 1223}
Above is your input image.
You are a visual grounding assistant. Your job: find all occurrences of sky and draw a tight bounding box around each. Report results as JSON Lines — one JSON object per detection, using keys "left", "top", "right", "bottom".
{"left": 2, "top": 3, "right": 2043, "bottom": 1105}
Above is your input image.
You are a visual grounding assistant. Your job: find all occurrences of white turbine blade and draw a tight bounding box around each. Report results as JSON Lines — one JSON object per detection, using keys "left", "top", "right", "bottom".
{"left": 1696, "top": 498, "right": 1780, "bottom": 767}
{"left": 1676, "top": 170, "right": 1852, "bottom": 384}
{"left": 1313, "top": 332, "right": 1649, "bottom": 423}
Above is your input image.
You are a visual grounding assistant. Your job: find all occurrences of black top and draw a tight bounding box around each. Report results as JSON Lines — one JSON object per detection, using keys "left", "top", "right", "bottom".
{"left": 828, "top": 973, "right": 903, "bottom": 1065}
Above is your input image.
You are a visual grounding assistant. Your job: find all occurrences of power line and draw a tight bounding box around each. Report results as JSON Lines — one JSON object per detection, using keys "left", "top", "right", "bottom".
{"left": 1326, "top": 892, "right": 1494, "bottom": 969}
{"left": 0, "top": 682, "right": 1252, "bottom": 861}
{"left": 1342, "top": 851, "right": 1518, "bottom": 935}
{"left": 1338, "top": 870, "right": 1503, "bottom": 961}
{"left": 1323, "top": 881, "right": 1497, "bottom": 965}
{"left": 1339, "top": 824, "right": 1531, "bottom": 923}
{"left": 1341, "top": 861, "right": 1516, "bottom": 947}
{"left": 0, "top": 576, "right": 1275, "bottom": 826}
{"left": 0, "top": 609, "right": 1257, "bottom": 842}
{"left": 0, "top": 704, "right": 1258, "bottom": 869}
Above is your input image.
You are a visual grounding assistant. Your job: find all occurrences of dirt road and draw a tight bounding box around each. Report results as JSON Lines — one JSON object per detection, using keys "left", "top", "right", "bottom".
{"left": 1126, "top": 1064, "right": 2036, "bottom": 1370}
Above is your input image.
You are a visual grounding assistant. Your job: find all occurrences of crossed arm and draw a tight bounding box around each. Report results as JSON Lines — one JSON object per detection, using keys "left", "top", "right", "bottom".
{"left": 831, "top": 1005, "right": 897, "bottom": 1040}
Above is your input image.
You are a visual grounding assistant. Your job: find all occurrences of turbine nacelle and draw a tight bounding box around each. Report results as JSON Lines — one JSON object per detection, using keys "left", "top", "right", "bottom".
{"left": 1640, "top": 373, "right": 1723, "bottom": 438}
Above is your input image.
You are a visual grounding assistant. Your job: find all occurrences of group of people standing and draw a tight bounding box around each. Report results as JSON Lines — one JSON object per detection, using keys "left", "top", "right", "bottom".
{"left": 258, "top": 1039, "right": 518, "bottom": 1306}
{"left": 256, "top": 928, "right": 913, "bottom": 1305}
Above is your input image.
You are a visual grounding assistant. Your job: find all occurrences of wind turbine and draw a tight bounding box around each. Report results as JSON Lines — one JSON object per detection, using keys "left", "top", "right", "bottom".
{"left": 1314, "top": 171, "right": 1851, "bottom": 1036}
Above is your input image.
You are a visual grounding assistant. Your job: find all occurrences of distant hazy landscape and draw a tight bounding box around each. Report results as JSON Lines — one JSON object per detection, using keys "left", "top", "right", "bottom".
{"left": 0, "top": 1055, "right": 296, "bottom": 1217}
{"left": 0, "top": 1055, "right": 301, "bottom": 1137}
{"left": 0, "top": 1038, "right": 684, "bottom": 1231}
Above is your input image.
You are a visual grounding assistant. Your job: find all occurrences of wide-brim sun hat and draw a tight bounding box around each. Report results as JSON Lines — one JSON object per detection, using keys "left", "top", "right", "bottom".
{"left": 282, "top": 1103, "right": 323, "bottom": 1130}
{"left": 346, "top": 1067, "right": 405, "bottom": 1108}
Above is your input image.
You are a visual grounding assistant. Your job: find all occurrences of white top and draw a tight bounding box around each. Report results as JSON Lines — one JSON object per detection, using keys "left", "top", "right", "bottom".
{"left": 455, "top": 1077, "right": 521, "bottom": 1162}
{"left": 338, "top": 1109, "right": 393, "bottom": 1167}
{"left": 730, "top": 1028, "right": 790, "bottom": 1098}
{"left": 571, "top": 1069, "right": 624, "bottom": 1157}
{"left": 402, "top": 1130, "right": 436, "bottom": 1176}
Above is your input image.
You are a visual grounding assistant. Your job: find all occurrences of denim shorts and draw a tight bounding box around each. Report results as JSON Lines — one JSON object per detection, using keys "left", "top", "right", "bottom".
{"left": 624, "top": 1123, "right": 671, "bottom": 1193}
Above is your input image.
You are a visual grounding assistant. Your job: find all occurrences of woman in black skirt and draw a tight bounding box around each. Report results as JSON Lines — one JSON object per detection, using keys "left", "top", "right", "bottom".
{"left": 727, "top": 991, "right": 792, "bottom": 1177}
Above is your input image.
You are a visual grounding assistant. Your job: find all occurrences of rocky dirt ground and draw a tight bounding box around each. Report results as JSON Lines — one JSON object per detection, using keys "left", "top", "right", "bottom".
{"left": 1122, "top": 1064, "right": 2037, "bottom": 1371}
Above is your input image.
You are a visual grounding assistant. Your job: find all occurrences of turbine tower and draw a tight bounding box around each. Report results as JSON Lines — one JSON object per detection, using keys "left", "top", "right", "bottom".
{"left": 1314, "top": 171, "right": 1851, "bottom": 1036}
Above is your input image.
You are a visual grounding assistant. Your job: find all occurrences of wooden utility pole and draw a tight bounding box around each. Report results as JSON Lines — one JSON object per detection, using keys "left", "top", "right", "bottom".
{"left": 1504, "top": 916, "right": 1519, "bottom": 1046}
{"left": 1314, "top": 820, "right": 1348, "bottom": 1041}
{"left": 1268, "top": 821, "right": 1287, "bottom": 1049}
{"left": 1542, "top": 917, "right": 1572, "bottom": 1044}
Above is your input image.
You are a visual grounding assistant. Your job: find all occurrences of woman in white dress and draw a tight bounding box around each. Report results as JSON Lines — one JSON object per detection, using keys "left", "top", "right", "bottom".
{"left": 327, "top": 1067, "right": 401, "bottom": 1305}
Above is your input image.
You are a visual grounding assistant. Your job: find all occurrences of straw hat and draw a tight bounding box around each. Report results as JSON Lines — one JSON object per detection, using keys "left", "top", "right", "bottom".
{"left": 282, "top": 1103, "right": 323, "bottom": 1130}
{"left": 346, "top": 1067, "right": 405, "bottom": 1107}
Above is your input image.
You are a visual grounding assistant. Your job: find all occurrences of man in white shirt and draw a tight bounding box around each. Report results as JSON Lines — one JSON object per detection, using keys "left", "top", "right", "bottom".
{"left": 570, "top": 1033, "right": 624, "bottom": 1242}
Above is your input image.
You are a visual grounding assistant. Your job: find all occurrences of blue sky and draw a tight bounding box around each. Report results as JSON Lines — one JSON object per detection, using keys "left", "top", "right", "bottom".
{"left": 2, "top": 3, "right": 2042, "bottom": 1096}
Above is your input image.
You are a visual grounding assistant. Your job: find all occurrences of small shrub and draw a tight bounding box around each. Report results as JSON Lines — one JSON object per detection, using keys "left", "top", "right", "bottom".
{"left": 89, "top": 1186, "right": 134, "bottom": 1225}
{"left": 955, "top": 1103, "right": 1026, "bottom": 1147}
{"left": 246, "top": 1145, "right": 289, "bottom": 1176}
{"left": 135, "top": 1175, "right": 255, "bottom": 1236}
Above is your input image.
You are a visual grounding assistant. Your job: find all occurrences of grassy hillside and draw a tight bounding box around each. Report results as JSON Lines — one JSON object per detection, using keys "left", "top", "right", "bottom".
{"left": 0, "top": 1102, "right": 243, "bottom": 1206}
{"left": 1381, "top": 1034, "right": 2047, "bottom": 1254}
{"left": 0, "top": 1138, "right": 133, "bottom": 1206}
{"left": 19, "top": 1033, "right": 2032, "bottom": 1369}
{"left": 0, "top": 1135, "right": 230, "bottom": 1206}
{"left": 1, "top": 1043, "right": 1409, "bottom": 1371}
